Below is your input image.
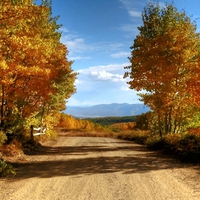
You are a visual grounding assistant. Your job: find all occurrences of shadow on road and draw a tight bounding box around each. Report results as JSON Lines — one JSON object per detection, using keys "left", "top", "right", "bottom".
{"left": 10, "top": 137, "right": 191, "bottom": 179}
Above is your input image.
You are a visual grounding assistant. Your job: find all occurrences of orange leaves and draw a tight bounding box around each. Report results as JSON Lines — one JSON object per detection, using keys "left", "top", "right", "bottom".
{"left": 125, "top": 3, "right": 200, "bottom": 135}
{"left": 0, "top": 0, "right": 76, "bottom": 131}
{"left": 126, "top": 3, "right": 199, "bottom": 97}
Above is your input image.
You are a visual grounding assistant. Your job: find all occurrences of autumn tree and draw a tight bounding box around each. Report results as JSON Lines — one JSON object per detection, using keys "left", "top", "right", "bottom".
{"left": 0, "top": 0, "right": 77, "bottom": 135}
{"left": 57, "top": 113, "right": 97, "bottom": 130}
{"left": 124, "top": 3, "right": 200, "bottom": 137}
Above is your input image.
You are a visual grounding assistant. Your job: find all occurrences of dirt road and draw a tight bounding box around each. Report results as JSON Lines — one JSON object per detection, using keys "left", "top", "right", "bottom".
{"left": 1, "top": 134, "right": 200, "bottom": 200}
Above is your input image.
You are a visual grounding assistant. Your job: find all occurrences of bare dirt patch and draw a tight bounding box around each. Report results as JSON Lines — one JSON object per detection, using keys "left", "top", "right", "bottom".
{"left": 1, "top": 133, "right": 200, "bottom": 200}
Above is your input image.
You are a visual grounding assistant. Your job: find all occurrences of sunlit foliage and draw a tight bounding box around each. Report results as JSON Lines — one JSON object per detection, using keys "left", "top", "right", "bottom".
{"left": 0, "top": 0, "right": 77, "bottom": 138}
{"left": 57, "top": 113, "right": 105, "bottom": 131}
{"left": 125, "top": 3, "right": 200, "bottom": 137}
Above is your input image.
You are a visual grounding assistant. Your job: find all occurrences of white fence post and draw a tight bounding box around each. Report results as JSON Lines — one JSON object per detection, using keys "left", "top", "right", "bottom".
{"left": 30, "top": 125, "right": 47, "bottom": 138}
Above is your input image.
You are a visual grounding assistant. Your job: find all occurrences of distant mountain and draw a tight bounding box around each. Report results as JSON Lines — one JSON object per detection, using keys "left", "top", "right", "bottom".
{"left": 64, "top": 103, "right": 150, "bottom": 118}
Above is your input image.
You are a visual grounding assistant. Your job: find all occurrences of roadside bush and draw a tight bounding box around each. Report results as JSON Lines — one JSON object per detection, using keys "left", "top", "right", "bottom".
{"left": 145, "top": 135, "right": 165, "bottom": 150}
{"left": 133, "top": 131, "right": 149, "bottom": 144}
{"left": 117, "top": 130, "right": 149, "bottom": 144}
{"left": 38, "top": 129, "right": 58, "bottom": 142}
{"left": 0, "top": 131, "right": 7, "bottom": 147}
{"left": 164, "top": 133, "right": 182, "bottom": 153}
{"left": 113, "top": 126, "right": 200, "bottom": 162}
{"left": 0, "top": 158, "right": 16, "bottom": 177}
{"left": 178, "top": 135, "right": 200, "bottom": 162}
{"left": 163, "top": 133, "right": 200, "bottom": 162}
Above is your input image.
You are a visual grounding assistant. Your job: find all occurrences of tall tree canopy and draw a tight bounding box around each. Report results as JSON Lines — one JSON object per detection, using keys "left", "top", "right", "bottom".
{"left": 124, "top": 3, "right": 200, "bottom": 136}
{"left": 0, "top": 0, "right": 77, "bottom": 134}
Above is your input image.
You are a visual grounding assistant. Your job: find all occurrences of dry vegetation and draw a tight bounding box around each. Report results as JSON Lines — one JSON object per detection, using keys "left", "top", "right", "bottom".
{"left": 2, "top": 112, "right": 200, "bottom": 177}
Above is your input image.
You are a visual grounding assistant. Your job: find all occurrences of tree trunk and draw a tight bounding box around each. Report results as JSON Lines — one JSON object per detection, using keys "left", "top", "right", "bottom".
{"left": 158, "top": 113, "right": 162, "bottom": 138}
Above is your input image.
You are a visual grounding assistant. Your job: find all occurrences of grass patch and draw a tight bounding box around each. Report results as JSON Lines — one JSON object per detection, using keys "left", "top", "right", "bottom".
{"left": 113, "top": 130, "right": 200, "bottom": 163}
{"left": 116, "top": 130, "right": 149, "bottom": 144}
{"left": 58, "top": 128, "right": 115, "bottom": 138}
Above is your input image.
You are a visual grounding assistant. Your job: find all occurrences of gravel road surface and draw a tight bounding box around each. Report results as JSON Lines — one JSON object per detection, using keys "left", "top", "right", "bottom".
{"left": 1, "top": 134, "right": 200, "bottom": 200}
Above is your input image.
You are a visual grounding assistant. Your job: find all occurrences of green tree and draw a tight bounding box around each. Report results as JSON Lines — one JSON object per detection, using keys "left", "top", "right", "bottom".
{"left": 124, "top": 3, "right": 200, "bottom": 137}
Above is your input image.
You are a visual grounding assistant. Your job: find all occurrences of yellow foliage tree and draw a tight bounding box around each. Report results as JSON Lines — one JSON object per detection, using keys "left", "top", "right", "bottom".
{"left": 124, "top": 3, "right": 200, "bottom": 137}
{"left": 57, "top": 113, "right": 100, "bottom": 131}
{"left": 0, "top": 0, "right": 77, "bottom": 135}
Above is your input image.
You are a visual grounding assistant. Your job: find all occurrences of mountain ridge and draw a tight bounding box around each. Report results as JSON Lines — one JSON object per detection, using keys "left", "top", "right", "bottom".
{"left": 64, "top": 103, "right": 150, "bottom": 118}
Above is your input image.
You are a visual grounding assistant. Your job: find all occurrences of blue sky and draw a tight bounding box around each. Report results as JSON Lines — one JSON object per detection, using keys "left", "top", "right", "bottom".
{"left": 50, "top": 0, "right": 200, "bottom": 107}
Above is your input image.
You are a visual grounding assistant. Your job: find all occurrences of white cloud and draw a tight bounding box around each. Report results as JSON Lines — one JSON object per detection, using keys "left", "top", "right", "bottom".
{"left": 120, "top": 86, "right": 130, "bottom": 91}
{"left": 66, "top": 63, "right": 140, "bottom": 106}
{"left": 61, "top": 35, "right": 92, "bottom": 54}
{"left": 111, "top": 51, "right": 130, "bottom": 58}
{"left": 120, "top": 24, "right": 139, "bottom": 36}
{"left": 75, "top": 79, "right": 84, "bottom": 85}
{"left": 119, "top": 0, "right": 144, "bottom": 18}
{"left": 107, "top": 43, "right": 125, "bottom": 50}
{"left": 59, "top": 27, "right": 69, "bottom": 33}
{"left": 67, "top": 87, "right": 140, "bottom": 106}
{"left": 119, "top": 0, "right": 143, "bottom": 37}
{"left": 69, "top": 56, "right": 91, "bottom": 60}
{"left": 60, "top": 28, "right": 124, "bottom": 54}
{"left": 66, "top": 97, "right": 80, "bottom": 106}
{"left": 90, "top": 70, "right": 124, "bottom": 82}
{"left": 74, "top": 63, "right": 130, "bottom": 95}
{"left": 128, "top": 10, "right": 141, "bottom": 17}
{"left": 66, "top": 97, "right": 104, "bottom": 107}
{"left": 61, "top": 30, "right": 127, "bottom": 61}
{"left": 66, "top": 96, "right": 113, "bottom": 107}
{"left": 78, "top": 63, "right": 129, "bottom": 74}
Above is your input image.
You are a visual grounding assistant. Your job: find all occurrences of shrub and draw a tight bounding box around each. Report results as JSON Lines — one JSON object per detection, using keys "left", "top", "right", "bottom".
{"left": 178, "top": 135, "right": 200, "bottom": 160}
{"left": 117, "top": 130, "right": 149, "bottom": 144}
{"left": 0, "top": 131, "right": 7, "bottom": 147}
{"left": 133, "top": 131, "right": 149, "bottom": 144}
{"left": 145, "top": 135, "right": 165, "bottom": 150}
{"left": 164, "top": 133, "right": 182, "bottom": 153}
{"left": 0, "top": 158, "right": 16, "bottom": 177}
{"left": 164, "top": 133, "right": 200, "bottom": 162}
